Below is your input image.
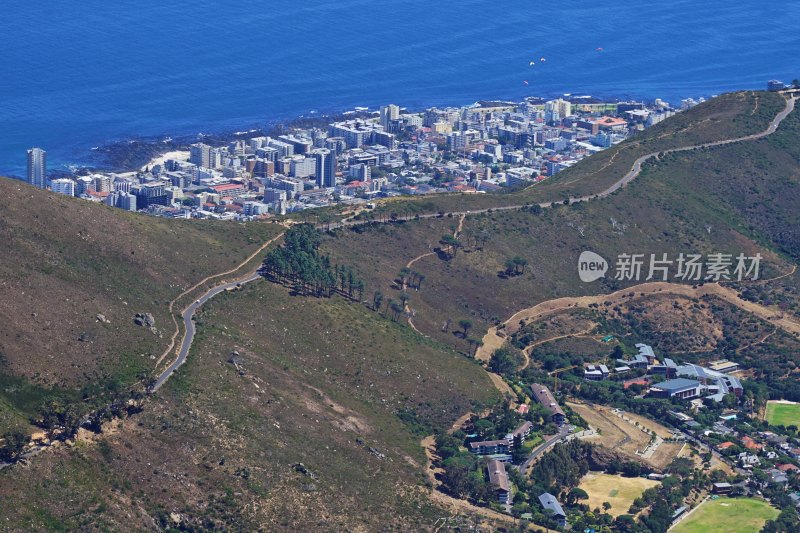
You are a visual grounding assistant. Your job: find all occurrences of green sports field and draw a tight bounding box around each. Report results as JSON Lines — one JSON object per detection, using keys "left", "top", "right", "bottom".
{"left": 671, "top": 497, "right": 778, "bottom": 533}
{"left": 765, "top": 400, "right": 800, "bottom": 427}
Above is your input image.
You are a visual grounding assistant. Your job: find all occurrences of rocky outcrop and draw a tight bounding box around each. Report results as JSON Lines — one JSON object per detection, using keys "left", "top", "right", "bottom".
{"left": 133, "top": 313, "right": 155, "bottom": 328}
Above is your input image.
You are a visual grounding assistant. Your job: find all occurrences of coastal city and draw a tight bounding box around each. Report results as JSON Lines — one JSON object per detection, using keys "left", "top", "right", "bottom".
{"left": 24, "top": 94, "right": 704, "bottom": 219}
{"left": 6, "top": 0, "right": 800, "bottom": 529}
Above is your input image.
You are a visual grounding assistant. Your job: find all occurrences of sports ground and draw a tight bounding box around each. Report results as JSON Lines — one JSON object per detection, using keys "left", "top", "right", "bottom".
{"left": 578, "top": 473, "right": 659, "bottom": 517}
{"left": 765, "top": 400, "right": 800, "bottom": 427}
{"left": 670, "top": 497, "right": 778, "bottom": 533}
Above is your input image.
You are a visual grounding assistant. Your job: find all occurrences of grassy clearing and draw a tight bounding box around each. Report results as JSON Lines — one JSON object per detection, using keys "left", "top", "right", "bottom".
{"left": 578, "top": 472, "right": 659, "bottom": 517}
{"left": 671, "top": 497, "right": 778, "bottom": 533}
{"left": 765, "top": 400, "right": 800, "bottom": 426}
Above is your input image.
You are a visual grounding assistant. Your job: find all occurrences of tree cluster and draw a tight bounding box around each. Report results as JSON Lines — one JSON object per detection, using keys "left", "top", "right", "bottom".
{"left": 261, "top": 224, "right": 365, "bottom": 299}
{"left": 0, "top": 430, "right": 27, "bottom": 462}
{"left": 489, "top": 347, "right": 524, "bottom": 377}
{"left": 396, "top": 267, "right": 425, "bottom": 291}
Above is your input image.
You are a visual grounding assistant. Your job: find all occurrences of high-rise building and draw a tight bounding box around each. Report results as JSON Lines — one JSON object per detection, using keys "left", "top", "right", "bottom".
{"left": 545, "top": 98, "right": 572, "bottom": 122}
{"left": 264, "top": 176, "right": 304, "bottom": 196}
{"left": 27, "top": 148, "right": 47, "bottom": 188}
{"left": 118, "top": 192, "right": 137, "bottom": 211}
{"left": 132, "top": 183, "right": 169, "bottom": 208}
{"left": 349, "top": 164, "right": 371, "bottom": 181}
{"left": 263, "top": 188, "right": 287, "bottom": 203}
{"left": 50, "top": 178, "right": 75, "bottom": 196}
{"left": 290, "top": 156, "right": 316, "bottom": 179}
{"left": 113, "top": 177, "right": 134, "bottom": 193}
{"left": 254, "top": 159, "right": 275, "bottom": 178}
{"left": 92, "top": 175, "right": 112, "bottom": 193}
{"left": 189, "top": 143, "right": 212, "bottom": 168}
{"left": 75, "top": 176, "right": 93, "bottom": 196}
{"left": 314, "top": 148, "right": 337, "bottom": 188}
{"left": 324, "top": 137, "right": 346, "bottom": 157}
{"left": 380, "top": 104, "right": 400, "bottom": 130}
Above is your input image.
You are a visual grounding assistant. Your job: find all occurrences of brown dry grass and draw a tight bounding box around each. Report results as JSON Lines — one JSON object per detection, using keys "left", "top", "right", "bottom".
{"left": 0, "top": 179, "right": 283, "bottom": 388}
{"left": 568, "top": 402, "right": 681, "bottom": 470}
{"left": 578, "top": 472, "right": 659, "bottom": 517}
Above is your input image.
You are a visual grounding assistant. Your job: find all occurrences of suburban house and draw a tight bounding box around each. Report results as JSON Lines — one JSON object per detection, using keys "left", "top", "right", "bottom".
{"left": 530, "top": 383, "right": 566, "bottom": 426}
{"left": 738, "top": 452, "right": 761, "bottom": 467}
{"left": 768, "top": 468, "right": 789, "bottom": 485}
{"left": 487, "top": 459, "right": 512, "bottom": 505}
{"left": 742, "top": 436, "right": 763, "bottom": 451}
{"left": 649, "top": 378, "right": 702, "bottom": 400}
{"left": 538, "top": 492, "right": 567, "bottom": 527}
{"left": 469, "top": 439, "right": 510, "bottom": 456}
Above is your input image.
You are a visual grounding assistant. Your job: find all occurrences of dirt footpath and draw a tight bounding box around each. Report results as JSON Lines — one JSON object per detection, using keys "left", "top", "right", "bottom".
{"left": 476, "top": 279, "right": 800, "bottom": 364}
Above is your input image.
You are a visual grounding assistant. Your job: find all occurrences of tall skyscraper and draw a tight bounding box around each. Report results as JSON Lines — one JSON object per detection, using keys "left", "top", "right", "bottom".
{"left": 380, "top": 104, "right": 400, "bottom": 130}
{"left": 27, "top": 148, "right": 46, "bottom": 189}
{"left": 314, "top": 148, "right": 337, "bottom": 188}
{"left": 189, "top": 143, "right": 212, "bottom": 168}
{"left": 544, "top": 98, "right": 572, "bottom": 122}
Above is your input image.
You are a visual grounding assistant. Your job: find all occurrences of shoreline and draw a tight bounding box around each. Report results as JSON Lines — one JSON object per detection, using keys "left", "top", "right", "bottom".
{"left": 139, "top": 150, "right": 190, "bottom": 172}
{"left": 15, "top": 88, "right": 725, "bottom": 177}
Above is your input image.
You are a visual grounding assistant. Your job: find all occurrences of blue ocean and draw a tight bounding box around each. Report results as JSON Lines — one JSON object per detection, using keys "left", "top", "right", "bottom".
{"left": 1, "top": 0, "right": 799, "bottom": 175}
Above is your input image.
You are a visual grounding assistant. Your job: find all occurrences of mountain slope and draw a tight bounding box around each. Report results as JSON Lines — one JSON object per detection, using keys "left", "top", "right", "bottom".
{"left": 0, "top": 179, "right": 282, "bottom": 432}
{"left": 1, "top": 91, "right": 800, "bottom": 531}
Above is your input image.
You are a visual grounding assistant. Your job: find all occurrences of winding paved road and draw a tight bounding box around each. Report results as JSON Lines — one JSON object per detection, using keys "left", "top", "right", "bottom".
{"left": 515, "top": 426, "right": 572, "bottom": 474}
{"left": 151, "top": 273, "right": 260, "bottom": 391}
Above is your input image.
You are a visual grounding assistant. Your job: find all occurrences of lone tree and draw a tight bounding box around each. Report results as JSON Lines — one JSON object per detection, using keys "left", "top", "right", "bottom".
{"left": 389, "top": 300, "right": 404, "bottom": 321}
{"left": 398, "top": 267, "right": 411, "bottom": 288}
{"left": 458, "top": 319, "right": 473, "bottom": 338}
{"left": 512, "top": 256, "right": 528, "bottom": 274}
{"left": 399, "top": 292, "right": 411, "bottom": 307}
{"left": 467, "top": 337, "right": 484, "bottom": 357}
{"left": 504, "top": 258, "right": 517, "bottom": 276}
{"left": 372, "top": 290, "right": 384, "bottom": 312}
{"left": 0, "top": 430, "right": 28, "bottom": 462}
{"left": 440, "top": 235, "right": 462, "bottom": 259}
{"left": 503, "top": 256, "right": 528, "bottom": 276}
{"left": 567, "top": 487, "right": 589, "bottom": 505}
